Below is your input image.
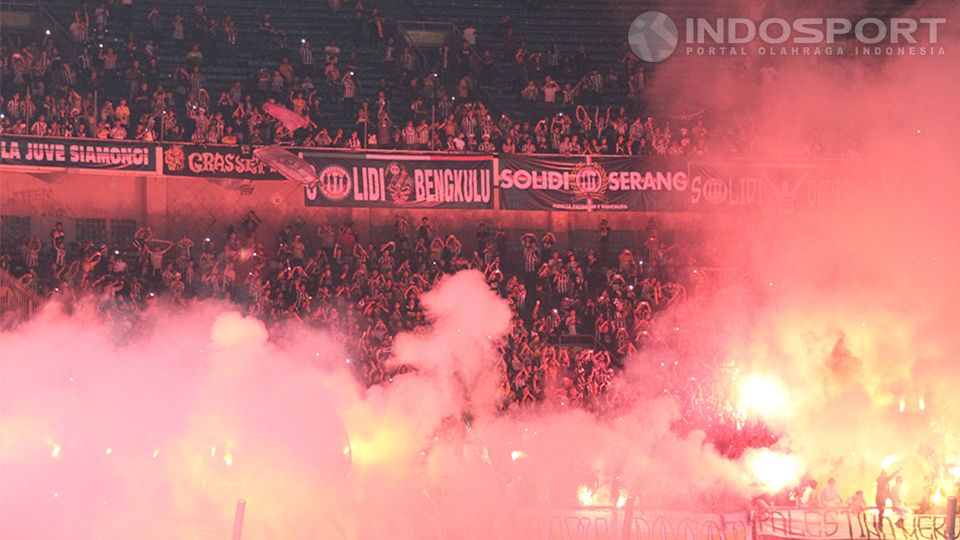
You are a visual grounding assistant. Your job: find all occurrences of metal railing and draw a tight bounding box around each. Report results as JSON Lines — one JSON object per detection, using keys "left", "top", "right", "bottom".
{"left": 0, "top": 267, "right": 42, "bottom": 324}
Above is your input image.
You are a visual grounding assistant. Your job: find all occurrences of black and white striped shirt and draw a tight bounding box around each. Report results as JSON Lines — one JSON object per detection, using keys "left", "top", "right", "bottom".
{"left": 523, "top": 245, "right": 540, "bottom": 273}
{"left": 300, "top": 46, "right": 314, "bottom": 66}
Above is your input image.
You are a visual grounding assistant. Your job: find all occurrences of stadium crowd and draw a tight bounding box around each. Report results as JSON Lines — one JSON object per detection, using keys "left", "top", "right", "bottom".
{"left": 1, "top": 0, "right": 721, "bottom": 156}
{"left": 3, "top": 215, "right": 703, "bottom": 413}
{"left": 10, "top": 216, "right": 957, "bottom": 513}
{"left": 3, "top": 1, "right": 916, "bottom": 514}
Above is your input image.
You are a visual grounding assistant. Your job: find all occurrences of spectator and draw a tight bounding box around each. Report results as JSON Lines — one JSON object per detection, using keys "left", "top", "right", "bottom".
{"left": 543, "top": 76, "right": 560, "bottom": 105}
{"left": 819, "top": 478, "right": 843, "bottom": 507}
{"left": 463, "top": 25, "right": 478, "bottom": 46}
{"left": 846, "top": 490, "right": 867, "bottom": 513}
{"left": 324, "top": 41, "right": 341, "bottom": 65}
{"left": 521, "top": 81, "right": 538, "bottom": 101}
{"left": 0, "top": 0, "right": 828, "bottom": 160}
{"left": 186, "top": 44, "right": 204, "bottom": 66}
{"left": 299, "top": 40, "right": 315, "bottom": 76}
{"left": 172, "top": 14, "right": 186, "bottom": 51}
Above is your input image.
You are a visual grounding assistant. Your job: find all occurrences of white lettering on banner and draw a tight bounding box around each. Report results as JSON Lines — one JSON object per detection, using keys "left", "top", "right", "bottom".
{"left": 26, "top": 142, "right": 66, "bottom": 162}
{"left": 500, "top": 168, "right": 688, "bottom": 192}
{"left": 69, "top": 145, "right": 150, "bottom": 166}
{"left": 1, "top": 140, "right": 149, "bottom": 166}
{"left": 187, "top": 152, "right": 268, "bottom": 175}
{"left": 608, "top": 171, "right": 689, "bottom": 191}
{"left": 690, "top": 175, "right": 763, "bottom": 206}
{"left": 500, "top": 169, "right": 571, "bottom": 190}
{"left": 755, "top": 508, "right": 959, "bottom": 540}
{"left": 355, "top": 167, "right": 384, "bottom": 201}
{"left": 0, "top": 140, "right": 21, "bottom": 160}
{"left": 308, "top": 164, "right": 490, "bottom": 205}
{"left": 1, "top": 141, "right": 67, "bottom": 162}
{"left": 414, "top": 169, "right": 492, "bottom": 203}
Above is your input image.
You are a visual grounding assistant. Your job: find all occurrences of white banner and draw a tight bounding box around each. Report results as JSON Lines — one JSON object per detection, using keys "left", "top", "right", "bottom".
{"left": 755, "top": 508, "right": 959, "bottom": 540}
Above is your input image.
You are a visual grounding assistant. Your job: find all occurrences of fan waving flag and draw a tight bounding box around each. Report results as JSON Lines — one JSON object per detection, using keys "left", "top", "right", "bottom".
{"left": 253, "top": 145, "right": 319, "bottom": 187}
{"left": 262, "top": 102, "right": 310, "bottom": 132}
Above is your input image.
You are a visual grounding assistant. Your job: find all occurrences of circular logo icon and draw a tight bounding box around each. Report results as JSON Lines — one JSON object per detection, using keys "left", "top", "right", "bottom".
{"left": 701, "top": 177, "right": 729, "bottom": 204}
{"left": 570, "top": 162, "right": 609, "bottom": 202}
{"left": 317, "top": 165, "right": 352, "bottom": 201}
{"left": 628, "top": 11, "right": 679, "bottom": 63}
{"left": 574, "top": 164, "right": 604, "bottom": 193}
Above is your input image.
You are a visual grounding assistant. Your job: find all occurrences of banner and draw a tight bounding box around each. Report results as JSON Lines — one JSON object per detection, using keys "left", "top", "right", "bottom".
{"left": 498, "top": 155, "right": 691, "bottom": 212}
{"left": 515, "top": 507, "right": 750, "bottom": 540}
{"left": 302, "top": 151, "right": 494, "bottom": 209}
{"left": 499, "top": 155, "right": 879, "bottom": 213}
{"left": 1, "top": 135, "right": 154, "bottom": 172}
{"left": 755, "top": 508, "right": 959, "bottom": 540}
{"left": 687, "top": 160, "right": 879, "bottom": 213}
{"left": 162, "top": 144, "right": 284, "bottom": 180}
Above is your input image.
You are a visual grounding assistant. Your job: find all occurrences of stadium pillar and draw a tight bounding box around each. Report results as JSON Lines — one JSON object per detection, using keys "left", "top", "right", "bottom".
{"left": 549, "top": 211, "right": 570, "bottom": 248}
{"left": 620, "top": 496, "right": 636, "bottom": 540}
{"left": 232, "top": 499, "right": 246, "bottom": 540}
{"left": 947, "top": 497, "right": 957, "bottom": 540}
{"left": 143, "top": 174, "right": 169, "bottom": 237}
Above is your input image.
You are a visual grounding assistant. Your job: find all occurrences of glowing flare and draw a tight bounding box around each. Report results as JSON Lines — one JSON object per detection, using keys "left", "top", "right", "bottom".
{"left": 737, "top": 374, "right": 790, "bottom": 419}
{"left": 224, "top": 452, "right": 233, "bottom": 467}
{"left": 50, "top": 444, "right": 61, "bottom": 458}
{"left": 882, "top": 454, "right": 900, "bottom": 470}
{"left": 576, "top": 485, "right": 594, "bottom": 506}
{"left": 899, "top": 397, "right": 905, "bottom": 413}
{"left": 105, "top": 448, "right": 112, "bottom": 456}
{"left": 510, "top": 450, "right": 525, "bottom": 462}
{"left": 210, "top": 446, "right": 217, "bottom": 458}
{"left": 345, "top": 424, "right": 415, "bottom": 468}
{"left": 152, "top": 449, "right": 159, "bottom": 459}
{"left": 918, "top": 397, "right": 925, "bottom": 411}
{"left": 616, "top": 490, "right": 629, "bottom": 508}
{"left": 747, "top": 450, "right": 803, "bottom": 492}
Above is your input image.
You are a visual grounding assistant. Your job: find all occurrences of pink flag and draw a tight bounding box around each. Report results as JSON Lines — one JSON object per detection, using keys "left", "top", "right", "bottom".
{"left": 262, "top": 102, "right": 309, "bottom": 132}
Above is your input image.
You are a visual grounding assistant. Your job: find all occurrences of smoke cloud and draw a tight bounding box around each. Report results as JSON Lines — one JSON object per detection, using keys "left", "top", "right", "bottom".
{"left": 0, "top": 269, "right": 747, "bottom": 538}
{"left": 640, "top": 0, "right": 960, "bottom": 503}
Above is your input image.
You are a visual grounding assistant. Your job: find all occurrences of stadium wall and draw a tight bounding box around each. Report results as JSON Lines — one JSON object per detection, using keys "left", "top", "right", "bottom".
{"left": 1, "top": 170, "right": 712, "bottom": 251}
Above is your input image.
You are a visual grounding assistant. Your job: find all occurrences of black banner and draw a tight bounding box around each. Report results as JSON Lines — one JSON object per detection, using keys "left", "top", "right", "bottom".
{"left": 686, "top": 160, "right": 878, "bottom": 213}
{"left": 498, "top": 155, "right": 691, "bottom": 212}
{"left": 0, "top": 135, "right": 155, "bottom": 171}
{"left": 499, "top": 155, "right": 878, "bottom": 213}
{"left": 302, "top": 151, "right": 494, "bottom": 209}
{"left": 162, "top": 144, "right": 284, "bottom": 180}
